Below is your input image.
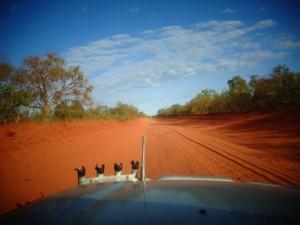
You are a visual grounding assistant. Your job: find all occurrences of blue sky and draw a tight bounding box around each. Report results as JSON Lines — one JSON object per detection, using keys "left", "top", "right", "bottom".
{"left": 1, "top": 0, "right": 300, "bottom": 115}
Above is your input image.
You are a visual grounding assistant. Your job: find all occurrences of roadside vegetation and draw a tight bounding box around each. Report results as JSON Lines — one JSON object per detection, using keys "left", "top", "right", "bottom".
{"left": 0, "top": 54, "right": 145, "bottom": 123}
{"left": 157, "top": 66, "right": 300, "bottom": 117}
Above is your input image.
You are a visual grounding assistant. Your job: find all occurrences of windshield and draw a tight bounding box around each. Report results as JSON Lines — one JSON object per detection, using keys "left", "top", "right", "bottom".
{"left": 0, "top": 0, "right": 300, "bottom": 216}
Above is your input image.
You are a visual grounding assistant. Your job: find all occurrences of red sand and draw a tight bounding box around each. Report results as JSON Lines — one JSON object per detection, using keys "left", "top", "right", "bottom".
{"left": 1, "top": 110, "right": 300, "bottom": 214}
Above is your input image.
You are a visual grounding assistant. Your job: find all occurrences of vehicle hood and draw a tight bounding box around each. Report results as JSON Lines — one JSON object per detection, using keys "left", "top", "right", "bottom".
{"left": 1, "top": 178, "right": 300, "bottom": 225}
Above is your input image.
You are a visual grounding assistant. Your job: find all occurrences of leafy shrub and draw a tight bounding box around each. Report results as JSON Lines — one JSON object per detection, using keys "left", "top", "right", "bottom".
{"left": 0, "top": 84, "right": 31, "bottom": 123}
{"left": 157, "top": 66, "right": 300, "bottom": 117}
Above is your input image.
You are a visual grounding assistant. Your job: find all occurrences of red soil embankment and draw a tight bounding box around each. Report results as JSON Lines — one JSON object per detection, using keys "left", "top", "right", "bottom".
{"left": 0, "top": 110, "right": 300, "bottom": 214}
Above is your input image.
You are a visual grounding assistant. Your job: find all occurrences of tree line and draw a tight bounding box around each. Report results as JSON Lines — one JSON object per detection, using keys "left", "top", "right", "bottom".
{"left": 157, "top": 66, "right": 300, "bottom": 117}
{"left": 0, "top": 54, "right": 145, "bottom": 123}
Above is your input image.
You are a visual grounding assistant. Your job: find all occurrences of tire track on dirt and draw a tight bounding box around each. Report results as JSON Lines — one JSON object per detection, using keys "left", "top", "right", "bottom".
{"left": 171, "top": 127, "right": 298, "bottom": 186}
{"left": 195, "top": 132, "right": 300, "bottom": 185}
{"left": 146, "top": 126, "right": 211, "bottom": 178}
{"left": 150, "top": 121, "right": 269, "bottom": 181}
{"left": 170, "top": 128, "right": 277, "bottom": 183}
{"left": 170, "top": 130, "right": 260, "bottom": 181}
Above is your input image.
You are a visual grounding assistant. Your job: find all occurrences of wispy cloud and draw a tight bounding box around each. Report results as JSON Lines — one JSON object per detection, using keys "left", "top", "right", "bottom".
{"left": 245, "top": 19, "right": 276, "bottom": 31}
{"left": 274, "top": 37, "right": 300, "bottom": 50}
{"left": 65, "top": 19, "right": 292, "bottom": 96}
{"left": 257, "top": 6, "right": 266, "bottom": 12}
{"left": 222, "top": 8, "right": 236, "bottom": 14}
{"left": 130, "top": 7, "right": 139, "bottom": 13}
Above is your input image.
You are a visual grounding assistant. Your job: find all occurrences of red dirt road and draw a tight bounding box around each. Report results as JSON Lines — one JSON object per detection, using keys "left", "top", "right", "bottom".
{"left": 1, "top": 111, "right": 300, "bottom": 214}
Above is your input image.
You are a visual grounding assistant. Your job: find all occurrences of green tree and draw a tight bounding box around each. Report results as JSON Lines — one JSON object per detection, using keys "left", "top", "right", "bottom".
{"left": 70, "top": 99, "right": 85, "bottom": 118}
{"left": 113, "top": 102, "right": 141, "bottom": 120}
{"left": 0, "top": 63, "right": 31, "bottom": 123}
{"left": 14, "top": 54, "right": 93, "bottom": 117}
{"left": 185, "top": 89, "right": 218, "bottom": 114}
{"left": 85, "top": 104, "right": 102, "bottom": 119}
{"left": 156, "top": 66, "right": 300, "bottom": 117}
{"left": 169, "top": 104, "right": 185, "bottom": 116}
{"left": 157, "top": 108, "right": 168, "bottom": 117}
{"left": 249, "top": 75, "right": 273, "bottom": 109}
{"left": 250, "top": 65, "right": 300, "bottom": 109}
{"left": 270, "top": 65, "right": 300, "bottom": 107}
{"left": 227, "top": 76, "right": 252, "bottom": 112}
{"left": 54, "top": 100, "right": 70, "bottom": 119}
{"left": 101, "top": 102, "right": 144, "bottom": 120}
